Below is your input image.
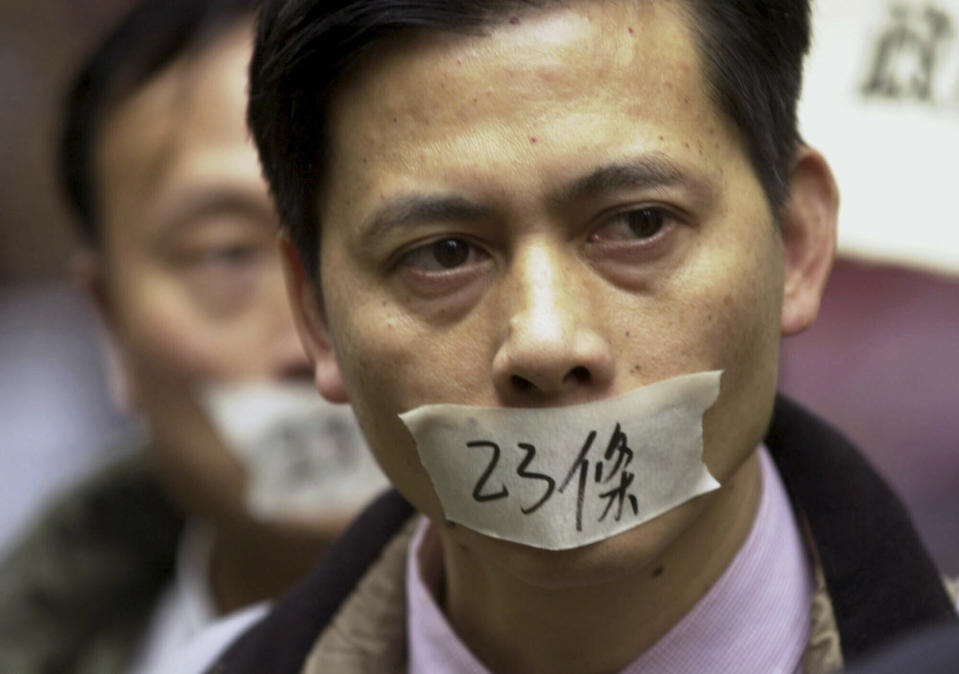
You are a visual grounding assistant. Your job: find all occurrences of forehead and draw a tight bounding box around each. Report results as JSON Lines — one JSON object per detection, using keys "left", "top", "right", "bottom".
{"left": 95, "top": 21, "right": 256, "bottom": 233}
{"left": 322, "top": 0, "right": 742, "bottom": 221}
{"left": 338, "top": 1, "right": 696, "bottom": 113}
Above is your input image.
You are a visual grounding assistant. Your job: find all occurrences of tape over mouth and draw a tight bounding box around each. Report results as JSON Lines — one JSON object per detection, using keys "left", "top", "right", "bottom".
{"left": 199, "top": 382, "right": 388, "bottom": 522}
{"left": 399, "top": 370, "right": 722, "bottom": 550}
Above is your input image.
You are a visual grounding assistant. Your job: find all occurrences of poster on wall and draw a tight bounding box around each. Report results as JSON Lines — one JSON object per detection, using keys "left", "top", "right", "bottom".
{"left": 800, "top": 0, "right": 959, "bottom": 274}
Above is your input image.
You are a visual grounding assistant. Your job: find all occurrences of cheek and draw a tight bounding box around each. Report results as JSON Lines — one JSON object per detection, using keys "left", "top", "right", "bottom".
{"left": 110, "top": 269, "right": 283, "bottom": 387}
{"left": 329, "top": 316, "right": 445, "bottom": 516}
{"left": 106, "top": 277, "right": 248, "bottom": 516}
{"left": 325, "top": 261, "right": 488, "bottom": 413}
{"left": 663, "top": 164, "right": 785, "bottom": 376}
{"left": 332, "top": 305, "right": 449, "bottom": 431}
{"left": 118, "top": 290, "right": 229, "bottom": 384}
{"left": 112, "top": 286, "right": 227, "bottom": 453}
{"left": 716, "top": 233, "right": 784, "bottom": 378}
{"left": 323, "top": 273, "right": 492, "bottom": 518}
{"left": 692, "top": 267, "right": 781, "bottom": 373}
{"left": 615, "top": 255, "right": 780, "bottom": 385}
{"left": 682, "top": 227, "right": 784, "bottom": 477}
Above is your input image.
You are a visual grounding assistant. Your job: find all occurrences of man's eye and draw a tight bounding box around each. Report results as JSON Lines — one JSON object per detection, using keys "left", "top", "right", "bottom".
{"left": 197, "top": 244, "right": 261, "bottom": 269}
{"left": 173, "top": 241, "right": 264, "bottom": 273}
{"left": 592, "top": 207, "right": 674, "bottom": 242}
{"left": 175, "top": 242, "right": 270, "bottom": 316}
{"left": 624, "top": 208, "right": 666, "bottom": 238}
{"left": 398, "top": 238, "right": 486, "bottom": 271}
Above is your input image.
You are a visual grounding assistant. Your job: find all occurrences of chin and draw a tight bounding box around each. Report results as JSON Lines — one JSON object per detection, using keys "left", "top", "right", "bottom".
{"left": 448, "top": 495, "right": 709, "bottom": 591}
{"left": 257, "top": 511, "right": 357, "bottom": 544}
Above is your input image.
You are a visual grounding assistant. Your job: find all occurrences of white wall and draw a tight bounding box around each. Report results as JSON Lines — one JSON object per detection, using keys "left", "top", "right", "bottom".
{"left": 801, "top": 0, "right": 959, "bottom": 274}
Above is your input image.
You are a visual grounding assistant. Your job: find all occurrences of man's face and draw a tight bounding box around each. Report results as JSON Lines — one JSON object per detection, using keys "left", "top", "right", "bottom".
{"left": 93, "top": 22, "right": 339, "bottom": 535}
{"left": 304, "top": 1, "right": 815, "bottom": 580}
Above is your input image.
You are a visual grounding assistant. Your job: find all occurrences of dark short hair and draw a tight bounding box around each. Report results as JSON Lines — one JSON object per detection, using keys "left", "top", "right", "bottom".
{"left": 248, "top": 0, "right": 811, "bottom": 276}
{"left": 60, "top": 0, "right": 259, "bottom": 246}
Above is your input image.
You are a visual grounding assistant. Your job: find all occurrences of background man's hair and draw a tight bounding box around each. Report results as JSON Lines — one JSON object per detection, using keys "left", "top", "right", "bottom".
{"left": 248, "top": 0, "right": 812, "bottom": 276}
{"left": 60, "top": 0, "right": 259, "bottom": 246}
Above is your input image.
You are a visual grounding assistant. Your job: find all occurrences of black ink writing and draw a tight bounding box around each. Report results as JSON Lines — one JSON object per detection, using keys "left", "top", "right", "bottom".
{"left": 467, "top": 441, "right": 510, "bottom": 502}
{"left": 516, "top": 443, "right": 556, "bottom": 515}
{"left": 599, "top": 423, "right": 633, "bottom": 482}
{"left": 557, "top": 431, "right": 597, "bottom": 532}
{"left": 595, "top": 423, "right": 640, "bottom": 522}
{"left": 598, "top": 471, "right": 640, "bottom": 522}
{"left": 862, "top": 3, "right": 955, "bottom": 105}
{"left": 464, "top": 423, "right": 642, "bottom": 533}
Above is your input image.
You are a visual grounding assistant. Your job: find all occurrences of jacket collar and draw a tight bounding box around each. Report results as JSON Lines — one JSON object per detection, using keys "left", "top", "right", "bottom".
{"left": 767, "top": 395, "right": 957, "bottom": 661}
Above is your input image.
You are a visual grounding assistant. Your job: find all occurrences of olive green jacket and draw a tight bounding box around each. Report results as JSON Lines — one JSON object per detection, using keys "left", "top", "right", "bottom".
{"left": 0, "top": 453, "right": 183, "bottom": 674}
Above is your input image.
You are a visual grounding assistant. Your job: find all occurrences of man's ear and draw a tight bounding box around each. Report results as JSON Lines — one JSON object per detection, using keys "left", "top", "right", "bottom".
{"left": 71, "top": 247, "right": 113, "bottom": 326}
{"left": 279, "top": 236, "right": 349, "bottom": 403}
{"left": 71, "top": 247, "right": 137, "bottom": 409}
{"left": 780, "top": 146, "right": 839, "bottom": 336}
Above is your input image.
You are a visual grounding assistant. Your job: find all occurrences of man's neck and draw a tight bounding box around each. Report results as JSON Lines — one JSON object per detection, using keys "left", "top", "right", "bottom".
{"left": 208, "top": 523, "right": 336, "bottom": 615}
{"left": 437, "top": 451, "right": 763, "bottom": 674}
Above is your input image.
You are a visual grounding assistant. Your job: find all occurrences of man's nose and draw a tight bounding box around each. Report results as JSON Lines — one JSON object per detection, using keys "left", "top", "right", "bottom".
{"left": 491, "top": 242, "right": 615, "bottom": 403}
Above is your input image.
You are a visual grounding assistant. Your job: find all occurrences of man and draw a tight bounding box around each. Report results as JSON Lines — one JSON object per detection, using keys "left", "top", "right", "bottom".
{"left": 210, "top": 0, "right": 958, "bottom": 672}
{"left": 0, "top": 1, "right": 382, "bottom": 672}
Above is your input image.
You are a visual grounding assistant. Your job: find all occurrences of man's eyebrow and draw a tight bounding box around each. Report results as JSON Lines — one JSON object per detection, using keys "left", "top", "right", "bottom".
{"left": 554, "top": 152, "right": 707, "bottom": 206}
{"left": 358, "top": 194, "right": 492, "bottom": 244}
{"left": 356, "top": 155, "right": 708, "bottom": 243}
{"left": 151, "top": 187, "right": 277, "bottom": 242}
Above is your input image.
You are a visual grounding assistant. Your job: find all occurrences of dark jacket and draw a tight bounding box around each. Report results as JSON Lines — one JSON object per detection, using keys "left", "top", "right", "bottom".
{"left": 209, "top": 396, "right": 958, "bottom": 673}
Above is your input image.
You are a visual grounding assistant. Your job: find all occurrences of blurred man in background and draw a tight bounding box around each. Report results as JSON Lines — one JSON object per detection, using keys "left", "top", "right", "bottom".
{"left": 0, "top": 1, "right": 383, "bottom": 671}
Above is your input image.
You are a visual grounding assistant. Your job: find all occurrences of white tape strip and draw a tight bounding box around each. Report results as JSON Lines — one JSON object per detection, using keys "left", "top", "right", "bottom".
{"left": 200, "top": 383, "right": 387, "bottom": 522}
{"left": 399, "top": 371, "right": 722, "bottom": 550}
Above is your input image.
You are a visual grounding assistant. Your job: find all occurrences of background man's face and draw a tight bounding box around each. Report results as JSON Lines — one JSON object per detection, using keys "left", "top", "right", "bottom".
{"left": 93, "top": 22, "right": 342, "bottom": 536}
{"left": 308, "top": 1, "right": 789, "bottom": 580}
